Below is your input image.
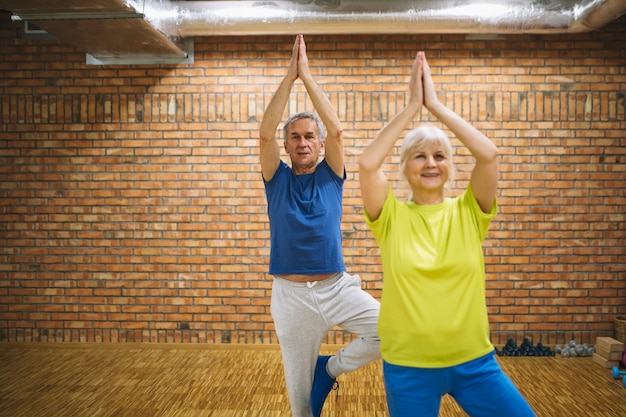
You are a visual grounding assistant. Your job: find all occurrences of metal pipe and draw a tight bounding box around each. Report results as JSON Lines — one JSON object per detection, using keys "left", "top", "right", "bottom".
{"left": 133, "top": 0, "right": 626, "bottom": 37}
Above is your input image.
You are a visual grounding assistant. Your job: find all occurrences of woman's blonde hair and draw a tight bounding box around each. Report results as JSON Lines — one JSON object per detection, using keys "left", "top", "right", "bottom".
{"left": 399, "top": 125, "right": 455, "bottom": 184}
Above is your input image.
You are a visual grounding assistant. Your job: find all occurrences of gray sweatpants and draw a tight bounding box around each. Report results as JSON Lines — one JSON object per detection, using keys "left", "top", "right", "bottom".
{"left": 271, "top": 272, "right": 381, "bottom": 417}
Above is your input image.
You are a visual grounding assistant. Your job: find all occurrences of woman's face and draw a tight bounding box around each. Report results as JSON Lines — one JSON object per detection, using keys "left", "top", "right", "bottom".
{"left": 403, "top": 142, "right": 451, "bottom": 193}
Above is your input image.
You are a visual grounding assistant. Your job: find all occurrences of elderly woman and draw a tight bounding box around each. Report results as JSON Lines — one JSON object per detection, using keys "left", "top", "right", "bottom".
{"left": 358, "top": 51, "right": 536, "bottom": 417}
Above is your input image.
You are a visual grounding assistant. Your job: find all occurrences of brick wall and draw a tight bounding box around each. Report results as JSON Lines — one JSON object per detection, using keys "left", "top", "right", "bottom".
{"left": 0, "top": 12, "right": 624, "bottom": 345}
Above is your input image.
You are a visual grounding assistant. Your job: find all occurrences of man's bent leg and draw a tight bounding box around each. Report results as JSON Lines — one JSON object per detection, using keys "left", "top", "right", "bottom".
{"left": 317, "top": 272, "right": 381, "bottom": 378}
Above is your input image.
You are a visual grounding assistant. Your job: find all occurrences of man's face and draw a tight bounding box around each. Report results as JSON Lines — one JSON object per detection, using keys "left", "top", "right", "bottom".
{"left": 284, "top": 118, "right": 324, "bottom": 174}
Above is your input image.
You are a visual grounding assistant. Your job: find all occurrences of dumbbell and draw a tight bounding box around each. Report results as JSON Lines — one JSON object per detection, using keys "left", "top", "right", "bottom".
{"left": 614, "top": 368, "right": 626, "bottom": 388}
{"left": 611, "top": 366, "right": 626, "bottom": 379}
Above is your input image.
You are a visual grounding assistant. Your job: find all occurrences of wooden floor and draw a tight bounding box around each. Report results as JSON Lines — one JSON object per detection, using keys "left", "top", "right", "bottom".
{"left": 1, "top": 343, "right": 625, "bottom": 417}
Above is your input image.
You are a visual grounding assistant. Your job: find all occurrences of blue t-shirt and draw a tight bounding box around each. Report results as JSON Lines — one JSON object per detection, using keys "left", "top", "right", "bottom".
{"left": 264, "top": 159, "right": 346, "bottom": 275}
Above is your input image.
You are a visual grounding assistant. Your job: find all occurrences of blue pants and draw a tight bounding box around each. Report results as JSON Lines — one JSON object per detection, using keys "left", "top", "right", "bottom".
{"left": 383, "top": 351, "right": 536, "bottom": 417}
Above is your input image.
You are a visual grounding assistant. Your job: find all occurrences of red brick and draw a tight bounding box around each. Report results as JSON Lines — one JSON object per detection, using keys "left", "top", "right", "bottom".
{"left": 0, "top": 15, "right": 624, "bottom": 344}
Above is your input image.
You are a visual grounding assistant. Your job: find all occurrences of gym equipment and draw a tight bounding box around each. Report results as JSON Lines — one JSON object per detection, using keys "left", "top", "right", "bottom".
{"left": 611, "top": 366, "right": 626, "bottom": 379}
{"left": 497, "top": 338, "right": 555, "bottom": 356}
{"left": 611, "top": 366, "right": 626, "bottom": 387}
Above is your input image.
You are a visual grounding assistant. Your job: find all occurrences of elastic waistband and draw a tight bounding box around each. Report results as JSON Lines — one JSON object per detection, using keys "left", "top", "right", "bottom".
{"left": 273, "top": 271, "right": 344, "bottom": 289}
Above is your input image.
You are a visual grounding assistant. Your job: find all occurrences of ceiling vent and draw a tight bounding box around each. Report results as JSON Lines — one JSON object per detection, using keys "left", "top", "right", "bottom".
{"left": 1, "top": 0, "right": 625, "bottom": 65}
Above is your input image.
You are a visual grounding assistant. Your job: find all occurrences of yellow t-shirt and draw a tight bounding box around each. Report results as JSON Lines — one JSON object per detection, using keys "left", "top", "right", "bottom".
{"left": 365, "top": 184, "right": 497, "bottom": 368}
